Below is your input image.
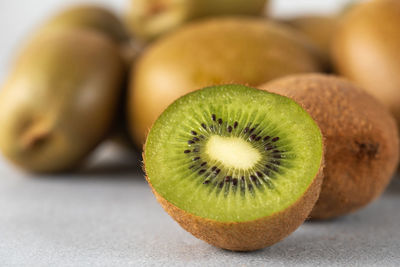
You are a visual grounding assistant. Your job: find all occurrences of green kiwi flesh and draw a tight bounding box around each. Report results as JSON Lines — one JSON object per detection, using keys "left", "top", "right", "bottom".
{"left": 144, "top": 84, "right": 323, "bottom": 250}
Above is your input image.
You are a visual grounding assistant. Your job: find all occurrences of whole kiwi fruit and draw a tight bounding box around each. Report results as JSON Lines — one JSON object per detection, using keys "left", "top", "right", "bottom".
{"left": 36, "top": 5, "right": 129, "bottom": 44}
{"left": 128, "top": 17, "right": 323, "bottom": 146}
{"left": 0, "top": 30, "right": 125, "bottom": 173}
{"left": 125, "top": 0, "right": 269, "bottom": 41}
{"left": 284, "top": 15, "right": 338, "bottom": 68}
{"left": 144, "top": 84, "right": 324, "bottom": 251}
{"left": 332, "top": 0, "right": 400, "bottom": 127}
{"left": 260, "top": 74, "right": 399, "bottom": 219}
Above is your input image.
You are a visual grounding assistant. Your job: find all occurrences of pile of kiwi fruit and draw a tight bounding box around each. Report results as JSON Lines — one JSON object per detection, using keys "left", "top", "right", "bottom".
{"left": 0, "top": 0, "right": 399, "bottom": 251}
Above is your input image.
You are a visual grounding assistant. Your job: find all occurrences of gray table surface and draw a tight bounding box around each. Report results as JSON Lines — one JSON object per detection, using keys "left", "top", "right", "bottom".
{"left": 0, "top": 144, "right": 399, "bottom": 267}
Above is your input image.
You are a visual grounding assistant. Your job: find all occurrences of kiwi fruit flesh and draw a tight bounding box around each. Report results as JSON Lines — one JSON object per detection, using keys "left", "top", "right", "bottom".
{"left": 0, "top": 30, "right": 125, "bottom": 173}
{"left": 125, "top": 0, "right": 269, "bottom": 41}
{"left": 144, "top": 84, "right": 324, "bottom": 251}
{"left": 36, "top": 5, "right": 129, "bottom": 44}
{"left": 283, "top": 15, "right": 338, "bottom": 69}
{"left": 260, "top": 74, "right": 399, "bottom": 219}
{"left": 129, "top": 17, "right": 324, "bottom": 146}
{"left": 332, "top": 0, "right": 400, "bottom": 127}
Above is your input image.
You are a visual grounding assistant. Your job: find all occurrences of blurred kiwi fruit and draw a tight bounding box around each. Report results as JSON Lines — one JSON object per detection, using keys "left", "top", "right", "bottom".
{"left": 260, "top": 74, "right": 399, "bottom": 219}
{"left": 332, "top": 0, "right": 400, "bottom": 127}
{"left": 36, "top": 5, "right": 129, "bottom": 44}
{"left": 144, "top": 84, "right": 324, "bottom": 251}
{"left": 284, "top": 15, "right": 338, "bottom": 69}
{"left": 125, "top": 0, "right": 269, "bottom": 41}
{"left": 0, "top": 30, "right": 126, "bottom": 173}
{"left": 128, "top": 17, "right": 324, "bottom": 146}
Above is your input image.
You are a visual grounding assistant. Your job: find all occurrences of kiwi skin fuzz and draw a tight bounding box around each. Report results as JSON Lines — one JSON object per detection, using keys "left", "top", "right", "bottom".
{"left": 260, "top": 74, "right": 399, "bottom": 220}
{"left": 283, "top": 15, "right": 338, "bottom": 69}
{"left": 332, "top": 0, "right": 400, "bottom": 128}
{"left": 0, "top": 30, "right": 125, "bottom": 173}
{"left": 36, "top": 5, "right": 129, "bottom": 44}
{"left": 129, "top": 17, "right": 323, "bottom": 147}
{"left": 125, "top": 0, "right": 269, "bottom": 41}
{"left": 144, "top": 151, "right": 324, "bottom": 251}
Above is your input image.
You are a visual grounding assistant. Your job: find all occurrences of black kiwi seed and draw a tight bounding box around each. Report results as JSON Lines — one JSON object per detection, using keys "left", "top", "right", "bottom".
{"left": 191, "top": 131, "right": 197, "bottom": 135}
{"left": 255, "top": 136, "right": 261, "bottom": 141}
{"left": 193, "top": 137, "right": 200, "bottom": 142}
{"left": 256, "top": 171, "right": 263, "bottom": 178}
{"left": 250, "top": 175, "right": 257, "bottom": 182}
{"left": 263, "top": 136, "right": 270, "bottom": 141}
{"left": 193, "top": 157, "right": 200, "bottom": 161}
{"left": 211, "top": 166, "right": 217, "bottom": 171}
{"left": 201, "top": 123, "right": 207, "bottom": 130}
{"left": 249, "top": 128, "right": 255, "bottom": 134}
{"left": 234, "top": 121, "right": 238, "bottom": 128}
{"left": 203, "top": 180, "right": 210, "bottom": 185}
{"left": 225, "top": 176, "right": 231, "bottom": 182}
{"left": 201, "top": 162, "right": 207, "bottom": 167}
{"left": 244, "top": 127, "right": 249, "bottom": 133}
{"left": 184, "top": 150, "right": 191, "bottom": 154}
{"left": 227, "top": 126, "right": 232, "bottom": 132}
{"left": 219, "top": 181, "right": 224, "bottom": 188}
{"left": 250, "top": 134, "right": 256, "bottom": 141}
{"left": 265, "top": 145, "right": 273, "bottom": 151}
{"left": 188, "top": 140, "right": 195, "bottom": 144}
{"left": 218, "top": 118, "right": 223, "bottom": 125}
{"left": 215, "top": 169, "right": 221, "bottom": 175}
{"left": 232, "top": 178, "right": 238, "bottom": 186}
{"left": 272, "top": 137, "right": 280, "bottom": 142}
{"left": 198, "top": 169, "right": 206, "bottom": 174}
{"left": 212, "top": 114, "right": 216, "bottom": 121}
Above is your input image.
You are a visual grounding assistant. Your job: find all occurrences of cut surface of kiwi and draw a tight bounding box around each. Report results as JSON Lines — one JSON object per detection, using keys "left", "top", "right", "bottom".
{"left": 144, "top": 84, "right": 323, "bottom": 250}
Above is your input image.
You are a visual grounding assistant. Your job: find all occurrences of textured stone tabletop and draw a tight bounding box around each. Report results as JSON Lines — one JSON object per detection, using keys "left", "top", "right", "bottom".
{"left": 0, "top": 145, "right": 399, "bottom": 266}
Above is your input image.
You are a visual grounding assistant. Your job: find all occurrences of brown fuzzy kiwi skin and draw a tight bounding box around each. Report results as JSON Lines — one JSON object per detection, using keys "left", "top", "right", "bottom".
{"left": 283, "top": 15, "right": 338, "bottom": 69}
{"left": 129, "top": 17, "right": 324, "bottom": 146}
{"left": 260, "top": 74, "right": 399, "bottom": 220}
{"left": 143, "top": 152, "right": 324, "bottom": 251}
{"left": 332, "top": 0, "right": 400, "bottom": 128}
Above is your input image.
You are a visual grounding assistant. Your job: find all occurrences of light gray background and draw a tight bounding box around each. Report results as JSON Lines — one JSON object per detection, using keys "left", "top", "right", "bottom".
{"left": 1, "top": 0, "right": 399, "bottom": 266}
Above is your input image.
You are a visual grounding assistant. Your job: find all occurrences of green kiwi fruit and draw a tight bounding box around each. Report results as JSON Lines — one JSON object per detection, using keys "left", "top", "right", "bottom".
{"left": 128, "top": 17, "right": 324, "bottom": 146}
{"left": 0, "top": 30, "right": 125, "bottom": 173}
{"left": 125, "top": 0, "right": 269, "bottom": 41}
{"left": 260, "top": 74, "right": 399, "bottom": 219}
{"left": 332, "top": 0, "right": 400, "bottom": 127}
{"left": 144, "top": 84, "right": 324, "bottom": 251}
{"left": 283, "top": 15, "right": 338, "bottom": 68}
{"left": 36, "top": 5, "right": 129, "bottom": 44}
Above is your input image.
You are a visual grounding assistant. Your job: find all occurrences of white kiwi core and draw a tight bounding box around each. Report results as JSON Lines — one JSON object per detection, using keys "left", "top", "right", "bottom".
{"left": 205, "top": 135, "right": 261, "bottom": 169}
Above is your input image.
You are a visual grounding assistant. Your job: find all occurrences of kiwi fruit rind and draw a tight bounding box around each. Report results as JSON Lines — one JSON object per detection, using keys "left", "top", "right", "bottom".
{"left": 260, "top": 74, "right": 399, "bottom": 220}
{"left": 36, "top": 5, "right": 129, "bottom": 44}
{"left": 0, "top": 30, "right": 125, "bottom": 173}
{"left": 332, "top": 0, "right": 400, "bottom": 128}
{"left": 125, "top": 0, "right": 269, "bottom": 41}
{"left": 144, "top": 84, "right": 324, "bottom": 251}
{"left": 283, "top": 15, "right": 338, "bottom": 69}
{"left": 129, "top": 17, "right": 324, "bottom": 146}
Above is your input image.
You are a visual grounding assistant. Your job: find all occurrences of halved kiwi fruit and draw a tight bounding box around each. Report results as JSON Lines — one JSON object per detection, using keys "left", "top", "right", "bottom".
{"left": 144, "top": 84, "right": 324, "bottom": 251}
{"left": 260, "top": 74, "right": 399, "bottom": 219}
